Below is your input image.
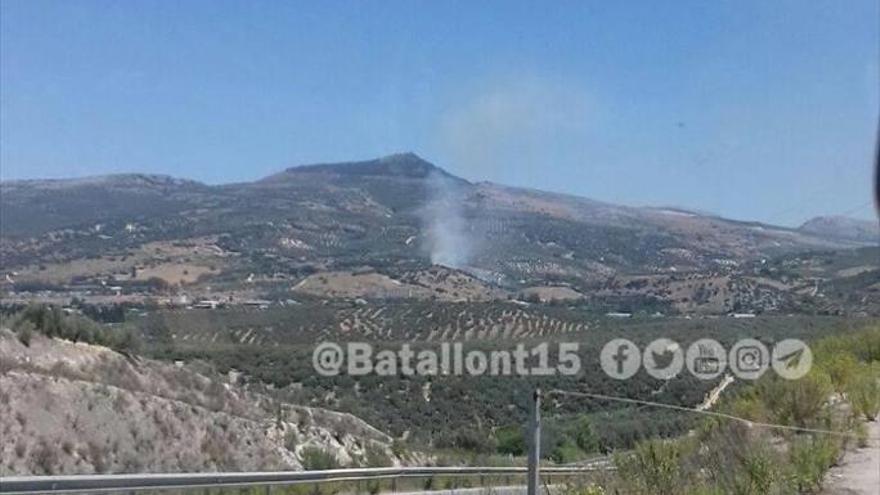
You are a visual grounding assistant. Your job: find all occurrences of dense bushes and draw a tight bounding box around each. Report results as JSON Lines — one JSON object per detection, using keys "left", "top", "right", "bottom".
{"left": 541, "top": 415, "right": 601, "bottom": 463}
{"left": 611, "top": 420, "right": 844, "bottom": 494}
{"left": 814, "top": 332, "right": 880, "bottom": 421}
{"left": 436, "top": 427, "right": 497, "bottom": 454}
{"left": 604, "top": 326, "right": 880, "bottom": 494}
{"left": 137, "top": 304, "right": 875, "bottom": 469}
{"left": 848, "top": 365, "right": 880, "bottom": 420}
{"left": 494, "top": 413, "right": 613, "bottom": 462}
{"left": 787, "top": 435, "right": 840, "bottom": 493}
{"left": 8, "top": 304, "right": 139, "bottom": 352}
{"left": 614, "top": 439, "right": 684, "bottom": 495}
{"left": 494, "top": 426, "right": 526, "bottom": 456}
{"left": 759, "top": 372, "right": 833, "bottom": 428}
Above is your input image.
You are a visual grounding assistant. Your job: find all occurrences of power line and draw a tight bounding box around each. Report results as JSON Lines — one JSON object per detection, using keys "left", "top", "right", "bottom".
{"left": 547, "top": 389, "right": 859, "bottom": 439}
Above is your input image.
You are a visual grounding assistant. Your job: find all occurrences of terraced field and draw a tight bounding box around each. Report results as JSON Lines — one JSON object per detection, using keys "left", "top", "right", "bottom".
{"left": 146, "top": 301, "right": 594, "bottom": 346}
{"left": 144, "top": 304, "right": 878, "bottom": 450}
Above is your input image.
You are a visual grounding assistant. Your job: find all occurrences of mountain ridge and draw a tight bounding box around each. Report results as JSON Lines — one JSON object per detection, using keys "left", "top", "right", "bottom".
{"left": 262, "top": 152, "right": 465, "bottom": 183}
{"left": 1, "top": 173, "right": 205, "bottom": 190}
{"left": 799, "top": 215, "right": 879, "bottom": 243}
{"left": 1, "top": 152, "right": 877, "bottom": 316}
{"left": 2, "top": 152, "right": 870, "bottom": 237}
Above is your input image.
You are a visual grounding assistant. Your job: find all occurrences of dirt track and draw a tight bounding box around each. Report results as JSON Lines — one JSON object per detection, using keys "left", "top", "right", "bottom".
{"left": 821, "top": 419, "right": 880, "bottom": 495}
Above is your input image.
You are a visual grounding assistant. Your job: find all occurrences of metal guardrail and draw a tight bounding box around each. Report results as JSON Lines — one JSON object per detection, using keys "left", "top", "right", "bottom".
{"left": 0, "top": 466, "right": 608, "bottom": 494}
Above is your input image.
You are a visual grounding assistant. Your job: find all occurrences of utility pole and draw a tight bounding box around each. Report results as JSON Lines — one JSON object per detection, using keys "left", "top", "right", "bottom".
{"left": 527, "top": 388, "right": 542, "bottom": 495}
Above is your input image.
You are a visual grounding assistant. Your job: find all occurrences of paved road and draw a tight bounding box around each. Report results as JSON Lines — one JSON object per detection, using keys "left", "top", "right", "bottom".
{"left": 821, "top": 419, "right": 880, "bottom": 495}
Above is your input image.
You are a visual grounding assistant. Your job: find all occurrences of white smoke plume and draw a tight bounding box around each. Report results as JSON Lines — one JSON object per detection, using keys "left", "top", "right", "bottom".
{"left": 424, "top": 78, "right": 591, "bottom": 270}
{"left": 423, "top": 171, "right": 472, "bottom": 269}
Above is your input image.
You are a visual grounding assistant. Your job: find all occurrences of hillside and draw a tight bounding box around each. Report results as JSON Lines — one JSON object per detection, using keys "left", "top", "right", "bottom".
{"left": 1, "top": 153, "right": 877, "bottom": 474}
{"left": 0, "top": 329, "right": 398, "bottom": 476}
{"left": 0, "top": 153, "right": 876, "bottom": 316}
{"left": 799, "top": 215, "right": 879, "bottom": 243}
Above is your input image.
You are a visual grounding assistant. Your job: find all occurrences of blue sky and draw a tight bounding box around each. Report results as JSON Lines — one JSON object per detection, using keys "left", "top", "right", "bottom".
{"left": 1, "top": 0, "right": 877, "bottom": 226}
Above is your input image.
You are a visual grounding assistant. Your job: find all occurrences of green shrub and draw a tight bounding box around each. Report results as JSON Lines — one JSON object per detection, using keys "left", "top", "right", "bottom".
{"left": 759, "top": 371, "right": 832, "bottom": 427}
{"left": 734, "top": 447, "right": 777, "bottom": 495}
{"left": 439, "top": 427, "right": 496, "bottom": 453}
{"left": 847, "top": 364, "right": 880, "bottom": 421}
{"left": 814, "top": 328, "right": 880, "bottom": 364}
{"left": 786, "top": 435, "right": 840, "bottom": 493}
{"left": 10, "top": 304, "right": 139, "bottom": 352}
{"left": 573, "top": 415, "right": 600, "bottom": 453}
{"left": 851, "top": 328, "right": 880, "bottom": 362}
{"left": 691, "top": 421, "right": 786, "bottom": 495}
{"left": 724, "top": 393, "right": 767, "bottom": 423}
{"left": 390, "top": 439, "right": 407, "bottom": 458}
{"left": 300, "top": 446, "right": 340, "bottom": 470}
{"left": 550, "top": 439, "right": 581, "bottom": 464}
{"left": 819, "top": 352, "right": 860, "bottom": 393}
{"left": 495, "top": 426, "right": 525, "bottom": 456}
{"left": 614, "top": 439, "right": 685, "bottom": 495}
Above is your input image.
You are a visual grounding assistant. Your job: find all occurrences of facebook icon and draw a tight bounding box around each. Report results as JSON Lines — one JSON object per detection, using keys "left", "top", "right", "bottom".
{"left": 613, "top": 343, "right": 630, "bottom": 374}
{"left": 601, "top": 338, "right": 641, "bottom": 379}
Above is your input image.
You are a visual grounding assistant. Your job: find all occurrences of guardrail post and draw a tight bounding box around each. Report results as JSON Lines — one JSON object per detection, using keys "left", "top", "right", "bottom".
{"left": 527, "top": 388, "right": 541, "bottom": 495}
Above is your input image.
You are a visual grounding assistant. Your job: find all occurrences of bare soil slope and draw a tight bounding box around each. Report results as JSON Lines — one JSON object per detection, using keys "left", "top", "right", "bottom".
{"left": 0, "top": 329, "right": 396, "bottom": 476}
